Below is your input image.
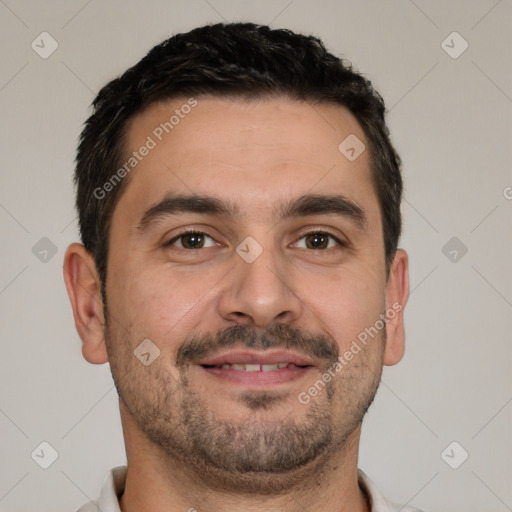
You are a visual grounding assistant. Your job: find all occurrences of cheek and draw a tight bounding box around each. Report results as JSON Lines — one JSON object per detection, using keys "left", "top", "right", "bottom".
{"left": 302, "top": 266, "right": 385, "bottom": 346}
{"left": 110, "top": 262, "right": 224, "bottom": 341}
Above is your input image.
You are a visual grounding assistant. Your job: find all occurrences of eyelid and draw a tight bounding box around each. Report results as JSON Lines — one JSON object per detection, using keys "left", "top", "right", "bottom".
{"left": 292, "top": 227, "right": 348, "bottom": 247}
{"left": 301, "top": 227, "right": 343, "bottom": 238}
{"left": 164, "top": 227, "right": 220, "bottom": 248}
{"left": 163, "top": 226, "right": 348, "bottom": 249}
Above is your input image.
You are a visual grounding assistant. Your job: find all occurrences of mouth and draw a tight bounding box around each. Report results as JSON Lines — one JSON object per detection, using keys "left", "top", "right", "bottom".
{"left": 201, "top": 362, "right": 307, "bottom": 371}
{"left": 196, "top": 349, "right": 315, "bottom": 387}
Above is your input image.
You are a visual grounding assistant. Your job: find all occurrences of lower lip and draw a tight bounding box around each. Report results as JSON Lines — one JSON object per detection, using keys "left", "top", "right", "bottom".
{"left": 198, "top": 365, "right": 313, "bottom": 387}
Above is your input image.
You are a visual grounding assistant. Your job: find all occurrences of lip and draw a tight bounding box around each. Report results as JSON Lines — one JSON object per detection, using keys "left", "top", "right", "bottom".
{"left": 197, "top": 349, "right": 316, "bottom": 367}
{"left": 196, "top": 349, "right": 316, "bottom": 388}
{"left": 199, "top": 364, "right": 313, "bottom": 387}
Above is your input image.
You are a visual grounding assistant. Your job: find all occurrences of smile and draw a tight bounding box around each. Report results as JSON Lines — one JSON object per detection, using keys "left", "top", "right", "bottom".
{"left": 201, "top": 362, "right": 310, "bottom": 371}
{"left": 195, "top": 349, "right": 316, "bottom": 387}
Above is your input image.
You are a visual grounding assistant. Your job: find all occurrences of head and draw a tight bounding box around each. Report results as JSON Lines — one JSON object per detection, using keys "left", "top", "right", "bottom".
{"left": 64, "top": 22, "right": 408, "bottom": 491}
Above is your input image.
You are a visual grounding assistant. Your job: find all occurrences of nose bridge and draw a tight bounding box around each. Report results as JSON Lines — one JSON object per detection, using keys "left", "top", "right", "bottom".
{"left": 218, "top": 236, "right": 302, "bottom": 327}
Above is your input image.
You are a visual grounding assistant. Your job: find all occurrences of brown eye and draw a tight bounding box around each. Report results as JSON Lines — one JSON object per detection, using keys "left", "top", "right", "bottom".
{"left": 305, "top": 233, "right": 329, "bottom": 249}
{"left": 168, "top": 232, "right": 216, "bottom": 249}
{"left": 294, "top": 232, "right": 342, "bottom": 250}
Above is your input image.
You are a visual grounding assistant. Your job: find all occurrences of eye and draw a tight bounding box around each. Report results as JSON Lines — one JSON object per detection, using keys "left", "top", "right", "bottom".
{"left": 167, "top": 231, "right": 217, "bottom": 249}
{"left": 293, "top": 231, "right": 343, "bottom": 250}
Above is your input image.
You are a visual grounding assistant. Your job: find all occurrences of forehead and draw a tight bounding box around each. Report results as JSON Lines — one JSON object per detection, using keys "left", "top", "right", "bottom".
{"left": 115, "top": 96, "right": 377, "bottom": 224}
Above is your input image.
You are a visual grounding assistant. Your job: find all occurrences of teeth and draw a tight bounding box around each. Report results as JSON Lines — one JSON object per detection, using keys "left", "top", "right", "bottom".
{"left": 214, "top": 363, "right": 296, "bottom": 371}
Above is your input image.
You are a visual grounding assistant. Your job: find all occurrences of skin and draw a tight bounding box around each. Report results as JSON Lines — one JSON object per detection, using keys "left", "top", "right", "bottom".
{"left": 64, "top": 97, "right": 409, "bottom": 512}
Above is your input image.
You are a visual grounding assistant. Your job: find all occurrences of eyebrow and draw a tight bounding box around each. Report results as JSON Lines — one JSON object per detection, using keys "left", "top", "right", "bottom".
{"left": 136, "top": 193, "right": 367, "bottom": 233}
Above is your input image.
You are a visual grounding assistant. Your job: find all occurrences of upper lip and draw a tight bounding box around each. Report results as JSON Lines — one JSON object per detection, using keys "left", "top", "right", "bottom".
{"left": 197, "top": 349, "right": 316, "bottom": 367}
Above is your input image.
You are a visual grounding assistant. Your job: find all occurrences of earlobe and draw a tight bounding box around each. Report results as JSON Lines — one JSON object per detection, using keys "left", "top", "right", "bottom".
{"left": 63, "top": 243, "right": 109, "bottom": 364}
{"left": 383, "top": 249, "right": 409, "bottom": 366}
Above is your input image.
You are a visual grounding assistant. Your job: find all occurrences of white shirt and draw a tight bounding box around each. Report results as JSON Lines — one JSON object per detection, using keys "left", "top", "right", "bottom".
{"left": 77, "top": 466, "right": 423, "bottom": 512}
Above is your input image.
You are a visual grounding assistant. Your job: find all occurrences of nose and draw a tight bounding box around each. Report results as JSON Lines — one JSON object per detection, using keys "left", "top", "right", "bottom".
{"left": 216, "top": 243, "right": 303, "bottom": 329}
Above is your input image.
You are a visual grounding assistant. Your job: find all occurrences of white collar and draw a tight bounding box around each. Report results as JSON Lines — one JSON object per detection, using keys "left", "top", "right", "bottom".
{"left": 78, "top": 466, "right": 422, "bottom": 512}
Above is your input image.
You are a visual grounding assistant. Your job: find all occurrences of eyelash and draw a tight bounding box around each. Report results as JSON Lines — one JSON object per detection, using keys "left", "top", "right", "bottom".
{"left": 165, "top": 229, "right": 346, "bottom": 250}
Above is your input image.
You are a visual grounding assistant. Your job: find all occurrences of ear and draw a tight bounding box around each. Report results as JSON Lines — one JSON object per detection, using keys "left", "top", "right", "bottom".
{"left": 383, "top": 249, "right": 409, "bottom": 366}
{"left": 63, "top": 243, "right": 109, "bottom": 364}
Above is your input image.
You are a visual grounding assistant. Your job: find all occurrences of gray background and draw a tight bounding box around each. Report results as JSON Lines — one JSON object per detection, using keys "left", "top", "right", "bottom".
{"left": 1, "top": 1, "right": 511, "bottom": 511}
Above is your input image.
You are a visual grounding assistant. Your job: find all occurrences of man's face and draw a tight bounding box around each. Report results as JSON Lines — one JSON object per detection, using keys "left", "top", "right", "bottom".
{"left": 100, "top": 97, "right": 402, "bottom": 489}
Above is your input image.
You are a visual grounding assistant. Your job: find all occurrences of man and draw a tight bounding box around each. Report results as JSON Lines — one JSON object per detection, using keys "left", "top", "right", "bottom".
{"left": 63, "top": 22, "right": 414, "bottom": 512}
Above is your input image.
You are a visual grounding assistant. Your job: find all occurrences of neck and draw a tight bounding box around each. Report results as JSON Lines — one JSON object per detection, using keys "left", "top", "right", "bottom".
{"left": 119, "top": 405, "right": 369, "bottom": 512}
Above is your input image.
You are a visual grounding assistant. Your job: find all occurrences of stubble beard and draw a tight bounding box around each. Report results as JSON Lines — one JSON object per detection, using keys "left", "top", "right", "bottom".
{"left": 106, "top": 321, "right": 384, "bottom": 493}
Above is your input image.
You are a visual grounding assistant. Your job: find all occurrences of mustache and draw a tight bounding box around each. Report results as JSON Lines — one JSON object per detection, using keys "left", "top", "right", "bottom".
{"left": 176, "top": 323, "right": 339, "bottom": 369}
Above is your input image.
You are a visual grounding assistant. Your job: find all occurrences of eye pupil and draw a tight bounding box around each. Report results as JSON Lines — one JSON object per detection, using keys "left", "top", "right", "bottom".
{"left": 306, "top": 233, "right": 328, "bottom": 249}
{"left": 173, "top": 232, "right": 336, "bottom": 250}
{"left": 183, "top": 233, "right": 204, "bottom": 249}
